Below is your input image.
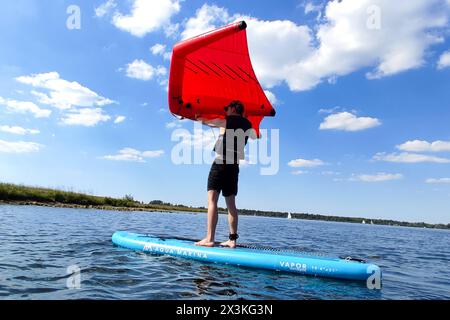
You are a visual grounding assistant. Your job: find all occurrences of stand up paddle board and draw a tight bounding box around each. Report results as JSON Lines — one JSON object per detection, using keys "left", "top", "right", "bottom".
{"left": 112, "top": 231, "right": 381, "bottom": 282}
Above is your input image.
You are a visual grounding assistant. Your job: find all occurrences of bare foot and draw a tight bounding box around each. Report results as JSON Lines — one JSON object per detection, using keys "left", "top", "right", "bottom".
{"left": 220, "top": 240, "right": 236, "bottom": 248}
{"left": 195, "top": 238, "right": 215, "bottom": 247}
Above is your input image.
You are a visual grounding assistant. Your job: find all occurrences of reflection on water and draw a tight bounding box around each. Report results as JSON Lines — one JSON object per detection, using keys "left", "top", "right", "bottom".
{"left": 0, "top": 205, "right": 449, "bottom": 299}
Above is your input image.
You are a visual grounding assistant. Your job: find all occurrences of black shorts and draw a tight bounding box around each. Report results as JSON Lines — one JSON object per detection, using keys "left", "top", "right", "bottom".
{"left": 207, "top": 162, "right": 240, "bottom": 197}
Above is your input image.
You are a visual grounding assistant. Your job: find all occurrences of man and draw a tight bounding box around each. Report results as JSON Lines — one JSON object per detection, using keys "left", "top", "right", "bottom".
{"left": 195, "top": 100, "right": 254, "bottom": 248}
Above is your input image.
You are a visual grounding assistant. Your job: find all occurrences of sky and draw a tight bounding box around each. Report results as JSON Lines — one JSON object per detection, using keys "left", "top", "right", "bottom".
{"left": 1, "top": 0, "right": 450, "bottom": 223}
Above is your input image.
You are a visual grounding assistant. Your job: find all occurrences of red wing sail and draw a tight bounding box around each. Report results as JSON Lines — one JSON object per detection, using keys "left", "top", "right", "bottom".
{"left": 168, "top": 21, "right": 275, "bottom": 137}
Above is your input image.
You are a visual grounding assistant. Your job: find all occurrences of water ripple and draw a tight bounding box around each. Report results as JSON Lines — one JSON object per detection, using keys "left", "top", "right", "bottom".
{"left": 0, "top": 205, "right": 449, "bottom": 300}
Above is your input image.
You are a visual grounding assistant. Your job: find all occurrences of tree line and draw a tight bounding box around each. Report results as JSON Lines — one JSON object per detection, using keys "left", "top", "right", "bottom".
{"left": 1, "top": 183, "right": 448, "bottom": 230}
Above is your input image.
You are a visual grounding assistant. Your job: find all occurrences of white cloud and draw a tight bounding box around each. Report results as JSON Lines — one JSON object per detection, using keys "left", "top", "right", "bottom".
{"left": 181, "top": 4, "right": 231, "bottom": 40}
{"left": 0, "top": 97, "right": 51, "bottom": 118}
{"left": 319, "top": 107, "right": 341, "bottom": 114}
{"left": 165, "top": 120, "right": 183, "bottom": 129}
{"left": 373, "top": 152, "right": 450, "bottom": 163}
{"left": 164, "top": 51, "right": 172, "bottom": 60}
{"left": 16, "top": 72, "right": 115, "bottom": 110}
{"left": 150, "top": 43, "right": 166, "bottom": 55}
{"left": 293, "top": 0, "right": 447, "bottom": 90}
{"left": 0, "top": 139, "right": 42, "bottom": 153}
{"left": 319, "top": 112, "right": 381, "bottom": 131}
{"left": 288, "top": 158, "right": 325, "bottom": 168}
{"left": 246, "top": 18, "right": 314, "bottom": 89}
{"left": 426, "top": 178, "right": 450, "bottom": 184}
{"left": 95, "top": 0, "right": 116, "bottom": 17}
{"left": 180, "top": 1, "right": 449, "bottom": 91}
{"left": 125, "top": 59, "right": 167, "bottom": 81}
{"left": 114, "top": 115, "right": 126, "bottom": 124}
{"left": 164, "top": 22, "right": 180, "bottom": 38}
{"left": 61, "top": 108, "right": 111, "bottom": 126}
{"left": 264, "top": 90, "right": 278, "bottom": 105}
{"left": 321, "top": 171, "right": 340, "bottom": 176}
{"left": 125, "top": 60, "right": 153, "bottom": 80}
{"left": 304, "top": 2, "right": 324, "bottom": 15}
{"left": 12, "top": 72, "right": 117, "bottom": 127}
{"left": 437, "top": 50, "right": 450, "bottom": 69}
{"left": 397, "top": 140, "right": 450, "bottom": 153}
{"left": 291, "top": 170, "right": 307, "bottom": 175}
{"left": 150, "top": 43, "right": 172, "bottom": 60}
{"left": 103, "top": 147, "right": 164, "bottom": 162}
{"left": 0, "top": 125, "right": 39, "bottom": 135}
{"left": 350, "top": 172, "right": 403, "bottom": 182}
{"left": 112, "top": 0, "right": 180, "bottom": 37}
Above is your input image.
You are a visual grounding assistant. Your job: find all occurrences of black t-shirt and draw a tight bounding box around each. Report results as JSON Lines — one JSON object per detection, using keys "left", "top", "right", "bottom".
{"left": 214, "top": 115, "right": 253, "bottom": 164}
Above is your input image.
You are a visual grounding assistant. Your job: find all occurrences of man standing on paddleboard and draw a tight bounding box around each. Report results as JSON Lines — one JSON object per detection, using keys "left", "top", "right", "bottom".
{"left": 195, "top": 100, "right": 255, "bottom": 248}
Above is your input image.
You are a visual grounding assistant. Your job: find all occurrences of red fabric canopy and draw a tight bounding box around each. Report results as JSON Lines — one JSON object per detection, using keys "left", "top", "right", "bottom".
{"left": 168, "top": 21, "right": 275, "bottom": 137}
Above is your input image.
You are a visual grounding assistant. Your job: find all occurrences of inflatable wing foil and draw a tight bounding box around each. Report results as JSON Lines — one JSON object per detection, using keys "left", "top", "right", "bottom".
{"left": 168, "top": 21, "right": 275, "bottom": 137}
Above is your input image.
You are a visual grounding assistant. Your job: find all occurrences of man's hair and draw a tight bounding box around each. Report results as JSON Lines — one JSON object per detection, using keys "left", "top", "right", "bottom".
{"left": 227, "top": 100, "right": 245, "bottom": 115}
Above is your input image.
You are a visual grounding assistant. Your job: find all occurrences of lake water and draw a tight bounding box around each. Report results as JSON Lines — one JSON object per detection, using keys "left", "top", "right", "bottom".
{"left": 0, "top": 205, "right": 449, "bottom": 300}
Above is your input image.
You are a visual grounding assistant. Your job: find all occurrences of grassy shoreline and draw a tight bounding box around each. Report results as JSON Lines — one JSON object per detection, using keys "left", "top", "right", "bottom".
{"left": 1, "top": 182, "right": 449, "bottom": 230}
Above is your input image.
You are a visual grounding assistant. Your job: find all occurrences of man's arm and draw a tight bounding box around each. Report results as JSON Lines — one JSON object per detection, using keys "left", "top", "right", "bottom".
{"left": 199, "top": 118, "right": 226, "bottom": 129}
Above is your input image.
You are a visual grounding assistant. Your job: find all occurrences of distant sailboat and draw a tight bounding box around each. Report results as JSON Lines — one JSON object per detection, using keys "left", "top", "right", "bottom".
{"left": 362, "top": 220, "right": 366, "bottom": 224}
{"left": 370, "top": 220, "right": 374, "bottom": 225}
{"left": 287, "top": 212, "right": 292, "bottom": 219}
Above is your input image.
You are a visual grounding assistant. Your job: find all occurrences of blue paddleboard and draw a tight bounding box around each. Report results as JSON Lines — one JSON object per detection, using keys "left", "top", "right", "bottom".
{"left": 112, "top": 231, "right": 381, "bottom": 282}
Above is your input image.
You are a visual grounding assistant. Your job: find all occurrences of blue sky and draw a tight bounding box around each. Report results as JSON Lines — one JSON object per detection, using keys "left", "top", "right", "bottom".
{"left": 1, "top": 0, "right": 450, "bottom": 223}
